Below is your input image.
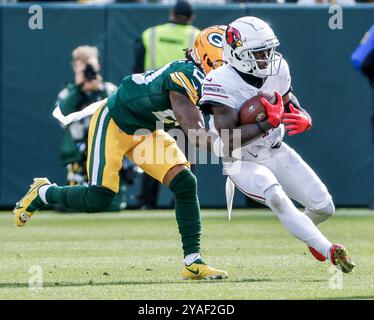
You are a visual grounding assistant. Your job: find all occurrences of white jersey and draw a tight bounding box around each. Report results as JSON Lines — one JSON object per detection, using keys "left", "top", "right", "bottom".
{"left": 200, "top": 59, "right": 291, "bottom": 161}
{"left": 200, "top": 59, "right": 334, "bottom": 232}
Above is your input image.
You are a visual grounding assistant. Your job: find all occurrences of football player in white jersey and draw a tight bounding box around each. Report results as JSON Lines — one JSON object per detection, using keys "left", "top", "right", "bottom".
{"left": 199, "top": 16, "right": 356, "bottom": 273}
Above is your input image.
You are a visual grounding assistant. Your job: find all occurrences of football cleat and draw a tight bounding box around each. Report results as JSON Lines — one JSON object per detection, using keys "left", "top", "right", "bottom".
{"left": 13, "top": 178, "right": 52, "bottom": 227}
{"left": 308, "top": 246, "right": 327, "bottom": 262}
{"left": 330, "top": 244, "right": 356, "bottom": 273}
{"left": 181, "top": 259, "right": 228, "bottom": 280}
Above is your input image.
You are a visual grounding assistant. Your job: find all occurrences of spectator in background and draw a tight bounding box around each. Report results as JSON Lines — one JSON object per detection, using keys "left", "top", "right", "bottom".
{"left": 161, "top": 0, "right": 226, "bottom": 4}
{"left": 229, "top": 0, "right": 278, "bottom": 3}
{"left": 54, "top": 46, "right": 128, "bottom": 211}
{"left": 15, "top": 0, "right": 75, "bottom": 2}
{"left": 78, "top": 0, "right": 116, "bottom": 3}
{"left": 352, "top": 25, "right": 374, "bottom": 87}
{"left": 133, "top": 0, "right": 200, "bottom": 210}
{"left": 297, "top": 0, "right": 356, "bottom": 4}
{"left": 352, "top": 25, "right": 374, "bottom": 207}
{"left": 133, "top": 0, "right": 200, "bottom": 73}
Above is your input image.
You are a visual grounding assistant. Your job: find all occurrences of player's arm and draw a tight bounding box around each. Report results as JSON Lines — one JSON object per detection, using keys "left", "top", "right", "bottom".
{"left": 204, "top": 93, "right": 284, "bottom": 156}
{"left": 169, "top": 91, "right": 213, "bottom": 150}
{"left": 210, "top": 104, "right": 266, "bottom": 156}
{"left": 282, "top": 92, "right": 312, "bottom": 136}
{"left": 279, "top": 59, "right": 311, "bottom": 136}
{"left": 200, "top": 73, "right": 284, "bottom": 155}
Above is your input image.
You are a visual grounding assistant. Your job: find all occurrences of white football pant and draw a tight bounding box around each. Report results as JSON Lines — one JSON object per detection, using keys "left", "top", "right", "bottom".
{"left": 224, "top": 143, "right": 335, "bottom": 258}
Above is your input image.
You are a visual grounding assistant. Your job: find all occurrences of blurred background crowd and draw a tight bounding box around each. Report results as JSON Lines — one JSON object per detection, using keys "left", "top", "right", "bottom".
{"left": 2, "top": 0, "right": 374, "bottom": 5}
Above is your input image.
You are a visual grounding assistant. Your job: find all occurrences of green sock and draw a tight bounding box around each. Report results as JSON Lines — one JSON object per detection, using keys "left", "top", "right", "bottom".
{"left": 169, "top": 170, "right": 201, "bottom": 257}
{"left": 46, "top": 185, "right": 115, "bottom": 213}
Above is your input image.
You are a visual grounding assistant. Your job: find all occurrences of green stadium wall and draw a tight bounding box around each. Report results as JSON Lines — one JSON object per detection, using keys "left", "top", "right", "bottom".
{"left": 0, "top": 3, "right": 373, "bottom": 208}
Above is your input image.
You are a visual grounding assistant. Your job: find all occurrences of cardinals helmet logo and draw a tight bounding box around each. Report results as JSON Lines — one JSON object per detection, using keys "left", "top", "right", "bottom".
{"left": 225, "top": 26, "right": 243, "bottom": 50}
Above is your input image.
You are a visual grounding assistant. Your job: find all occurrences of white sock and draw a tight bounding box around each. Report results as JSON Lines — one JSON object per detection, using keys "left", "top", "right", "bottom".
{"left": 184, "top": 253, "right": 201, "bottom": 266}
{"left": 264, "top": 185, "right": 332, "bottom": 259}
{"left": 38, "top": 184, "right": 52, "bottom": 204}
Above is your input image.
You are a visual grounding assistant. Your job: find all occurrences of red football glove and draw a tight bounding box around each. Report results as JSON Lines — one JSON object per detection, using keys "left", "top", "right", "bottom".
{"left": 282, "top": 104, "right": 312, "bottom": 136}
{"left": 260, "top": 92, "right": 284, "bottom": 128}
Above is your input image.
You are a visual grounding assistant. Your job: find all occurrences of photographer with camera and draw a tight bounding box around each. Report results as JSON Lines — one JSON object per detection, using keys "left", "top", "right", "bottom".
{"left": 55, "top": 46, "right": 116, "bottom": 186}
{"left": 54, "top": 45, "right": 135, "bottom": 210}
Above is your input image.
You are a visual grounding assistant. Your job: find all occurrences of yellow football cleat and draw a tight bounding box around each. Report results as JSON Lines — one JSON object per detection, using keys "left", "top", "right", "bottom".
{"left": 13, "top": 178, "right": 51, "bottom": 227}
{"left": 181, "top": 260, "right": 228, "bottom": 280}
{"left": 330, "top": 244, "right": 356, "bottom": 273}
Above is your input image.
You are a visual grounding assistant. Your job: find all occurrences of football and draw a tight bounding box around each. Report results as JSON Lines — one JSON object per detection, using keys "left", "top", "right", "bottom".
{"left": 239, "top": 93, "right": 275, "bottom": 125}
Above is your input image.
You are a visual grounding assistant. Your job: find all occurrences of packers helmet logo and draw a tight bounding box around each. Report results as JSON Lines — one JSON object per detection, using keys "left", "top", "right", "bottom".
{"left": 225, "top": 26, "right": 242, "bottom": 50}
{"left": 207, "top": 32, "right": 223, "bottom": 48}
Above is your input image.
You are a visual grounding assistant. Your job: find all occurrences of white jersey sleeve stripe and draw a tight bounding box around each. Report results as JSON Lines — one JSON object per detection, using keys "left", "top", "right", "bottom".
{"left": 203, "top": 92, "right": 229, "bottom": 99}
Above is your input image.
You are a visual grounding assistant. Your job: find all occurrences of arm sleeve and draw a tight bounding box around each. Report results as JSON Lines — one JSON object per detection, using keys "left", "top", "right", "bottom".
{"left": 133, "top": 37, "right": 146, "bottom": 74}
{"left": 56, "top": 84, "right": 85, "bottom": 116}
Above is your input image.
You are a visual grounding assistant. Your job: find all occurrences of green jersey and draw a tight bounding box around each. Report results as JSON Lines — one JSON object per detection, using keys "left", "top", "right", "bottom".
{"left": 107, "top": 59, "right": 205, "bottom": 135}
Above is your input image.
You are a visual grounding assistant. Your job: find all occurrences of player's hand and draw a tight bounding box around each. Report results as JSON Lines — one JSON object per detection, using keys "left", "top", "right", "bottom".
{"left": 260, "top": 92, "right": 284, "bottom": 128}
{"left": 282, "top": 104, "right": 312, "bottom": 136}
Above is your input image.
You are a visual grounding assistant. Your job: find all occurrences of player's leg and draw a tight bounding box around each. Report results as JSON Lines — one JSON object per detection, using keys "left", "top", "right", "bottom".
{"left": 225, "top": 160, "right": 335, "bottom": 264}
{"left": 14, "top": 104, "right": 130, "bottom": 226}
{"left": 45, "top": 105, "right": 136, "bottom": 211}
{"left": 263, "top": 143, "right": 355, "bottom": 271}
{"left": 127, "top": 130, "right": 227, "bottom": 280}
{"left": 265, "top": 143, "right": 335, "bottom": 225}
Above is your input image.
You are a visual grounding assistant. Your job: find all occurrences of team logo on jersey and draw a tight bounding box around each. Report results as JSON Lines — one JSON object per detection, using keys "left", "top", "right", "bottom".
{"left": 225, "top": 26, "right": 242, "bottom": 50}
{"left": 207, "top": 32, "right": 223, "bottom": 48}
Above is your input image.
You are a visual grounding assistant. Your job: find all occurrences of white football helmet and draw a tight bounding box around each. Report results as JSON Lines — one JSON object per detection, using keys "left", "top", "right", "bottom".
{"left": 223, "top": 16, "right": 282, "bottom": 78}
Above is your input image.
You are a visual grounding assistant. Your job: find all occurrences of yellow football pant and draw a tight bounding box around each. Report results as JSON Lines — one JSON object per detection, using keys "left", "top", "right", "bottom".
{"left": 86, "top": 103, "right": 190, "bottom": 193}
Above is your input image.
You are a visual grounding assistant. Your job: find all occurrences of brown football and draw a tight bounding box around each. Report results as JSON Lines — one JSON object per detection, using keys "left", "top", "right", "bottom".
{"left": 239, "top": 93, "right": 275, "bottom": 125}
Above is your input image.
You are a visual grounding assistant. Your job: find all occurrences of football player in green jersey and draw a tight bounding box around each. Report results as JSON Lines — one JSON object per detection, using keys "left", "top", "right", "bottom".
{"left": 14, "top": 26, "right": 228, "bottom": 280}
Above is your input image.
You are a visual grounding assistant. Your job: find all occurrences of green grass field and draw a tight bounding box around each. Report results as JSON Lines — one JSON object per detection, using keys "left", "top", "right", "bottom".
{"left": 0, "top": 209, "right": 373, "bottom": 300}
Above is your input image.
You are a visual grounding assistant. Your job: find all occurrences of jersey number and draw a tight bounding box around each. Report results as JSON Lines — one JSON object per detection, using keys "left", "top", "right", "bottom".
{"left": 132, "top": 63, "right": 172, "bottom": 85}
{"left": 193, "top": 69, "right": 205, "bottom": 85}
